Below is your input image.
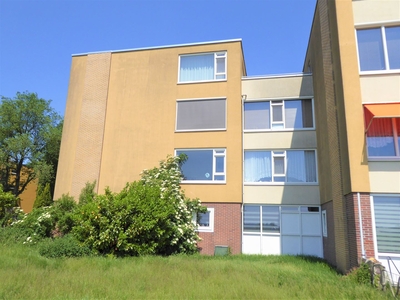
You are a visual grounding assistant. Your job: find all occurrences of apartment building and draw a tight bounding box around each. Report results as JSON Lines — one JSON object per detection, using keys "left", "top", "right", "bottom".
{"left": 55, "top": 0, "right": 399, "bottom": 273}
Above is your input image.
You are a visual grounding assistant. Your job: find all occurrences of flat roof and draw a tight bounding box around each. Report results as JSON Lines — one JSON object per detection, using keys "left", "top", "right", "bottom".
{"left": 72, "top": 38, "right": 243, "bottom": 57}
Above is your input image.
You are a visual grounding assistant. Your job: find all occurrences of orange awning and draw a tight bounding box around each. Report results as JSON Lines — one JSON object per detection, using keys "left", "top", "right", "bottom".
{"left": 364, "top": 103, "right": 400, "bottom": 132}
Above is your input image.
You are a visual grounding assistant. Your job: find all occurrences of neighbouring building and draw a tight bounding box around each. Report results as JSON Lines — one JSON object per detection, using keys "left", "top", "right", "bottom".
{"left": 54, "top": 0, "right": 399, "bottom": 273}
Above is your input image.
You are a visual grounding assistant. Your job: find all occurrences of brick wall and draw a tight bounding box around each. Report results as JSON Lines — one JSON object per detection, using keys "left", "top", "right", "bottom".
{"left": 345, "top": 192, "right": 375, "bottom": 267}
{"left": 322, "top": 201, "right": 337, "bottom": 266}
{"left": 197, "top": 203, "right": 242, "bottom": 255}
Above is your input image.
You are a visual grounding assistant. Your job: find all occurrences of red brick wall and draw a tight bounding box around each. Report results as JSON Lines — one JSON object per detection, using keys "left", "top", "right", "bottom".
{"left": 345, "top": 192, "right": 375, "bottom": 267}
{"left": 197, "top": 203, "right": 242, "bottom": 255}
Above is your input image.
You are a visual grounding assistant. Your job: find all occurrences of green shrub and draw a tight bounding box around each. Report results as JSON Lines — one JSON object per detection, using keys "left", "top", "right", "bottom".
{"left": 33, "top": 183, "right": 53, "bottom": 208}
{"left": 0, "top": 185, "right": 22, "bottom": 227}
{"left": 51, "top": 194, "right": 77, "bottom": 235}
{"left": 72, "top": 155, "right": 205, "bottom": 256}
{"left": 79, "top": 181, "right": 96, "bottom": 205}
{"left": 38, "top": 235, "right": 91, "bottom": 258}
{"left": 347, "top": 262, "right": 372, "bottom": 285}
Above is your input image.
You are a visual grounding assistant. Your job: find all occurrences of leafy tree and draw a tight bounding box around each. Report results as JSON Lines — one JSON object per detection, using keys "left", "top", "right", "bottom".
{"left": 0, "top": 92, "right": 62, "bottom": 197}
{"left": 0, "top": 184, "right": 21, "bottom": 227}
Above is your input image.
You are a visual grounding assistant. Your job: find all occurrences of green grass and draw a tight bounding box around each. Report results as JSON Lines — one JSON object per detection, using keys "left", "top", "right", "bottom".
{"left": 0, "top": 243, "right": 393, "bottom": 300}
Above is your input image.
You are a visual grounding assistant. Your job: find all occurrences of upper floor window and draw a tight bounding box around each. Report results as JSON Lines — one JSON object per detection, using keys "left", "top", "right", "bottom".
{"left": 179, "top": 52, "right": 227, "bottom": 83}
{"left": 176, "top": 149, "right": 226, "bottom": 183}
{"left": 176, "top": 98, "right": 226, "bottom": 132}
{"left": 244, "top": 150, "right": 317, "bottom": 184}
{"left": 364, "top": 104, "right": 400, "bottom": 158}
{"left": 244, "top": 99, "right": 313, "bottom": 131}
{"left": 357, "top": 25, "right": 400, "bottom": 72}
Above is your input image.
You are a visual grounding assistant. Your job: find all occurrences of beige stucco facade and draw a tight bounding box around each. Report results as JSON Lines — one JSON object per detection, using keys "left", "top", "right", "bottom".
{"left": 242, "top": 74, "right": 319, "bottom": 206}
{"left": 54, "top": 40, "right": 245, "bottom": 205}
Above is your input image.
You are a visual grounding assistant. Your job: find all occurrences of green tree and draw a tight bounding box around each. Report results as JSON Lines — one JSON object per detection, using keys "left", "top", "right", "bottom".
{"left": 33, "top": 183, "right": 52, "bottom": 208}
{"left": 0, "top": 92, "right": 62, "bottom": 197}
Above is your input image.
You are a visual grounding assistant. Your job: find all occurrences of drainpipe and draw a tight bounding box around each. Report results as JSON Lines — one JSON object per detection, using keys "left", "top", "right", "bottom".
{"left": 357, "top": 192, "right": 366, "bottom": 259}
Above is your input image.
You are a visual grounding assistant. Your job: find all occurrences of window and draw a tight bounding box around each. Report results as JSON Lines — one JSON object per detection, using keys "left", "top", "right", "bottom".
{"left": 194, "top": 208, "right": 214, "bottom": 232}
{"left": 243, "top": 205, "right": 280, "bottom": 233}
{"left": 357, "top": 25, "right": 400, "bottom": 72}
{"left": 364, "top": 104, "right": 400, "bottom": 158}
{"left": 321, "top": 210, "right": 327, "bottom": 237}
{"left": 372, "top": 196, "right": 400, "bottom": 254}
{"left": 176, "top": 149, "right": 226, "bottom": 182}
{"left": 244, "top": 150, "right": 317, "bottom": 183}
{"left": 244, "top": 99, "right": 313, "bottom": 130}
{"left": 176, "top": 98, "right": 226, "bottom": 131}
{"left": 179, "top": 52, "right": 227, "bottom": 83}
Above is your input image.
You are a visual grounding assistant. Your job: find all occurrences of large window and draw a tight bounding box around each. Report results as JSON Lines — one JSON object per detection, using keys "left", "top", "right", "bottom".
{"left": 244, "top": 150, "right": 317, "bottom": 183}
{"left": 364, "top": 105, "right": 400, "bottom": 158}
{"left": 357, "top": 25, "right": 400, "bottom": 72}
{"left": 244, "top": 99, "right": 313, "bottom": 130}
{"left": 243, "top": 205, "right": 280, "bottom": 233}
{"left": 176, "top": 98, "right": 226, "bottom": 131}
{"left": 373, "top": 196, "right": 400, "bottom": 254}
{"left": 179, "top": 52, "right": 226, "bottom": 83}
{"left": 176, "top": 149, "right": 226, "bottom": 183}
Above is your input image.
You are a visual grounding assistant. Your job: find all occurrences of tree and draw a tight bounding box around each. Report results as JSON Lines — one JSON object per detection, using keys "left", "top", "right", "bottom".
{"left": 0, "top": 92, "right": 62, "bottom": 197}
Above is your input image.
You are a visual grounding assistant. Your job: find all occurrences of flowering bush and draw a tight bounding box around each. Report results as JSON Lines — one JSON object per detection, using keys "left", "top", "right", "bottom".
{"left": 72, "top": 155, "right": 206, "bottom": 256}
{"left": 0, "top": 185, "right": 23, "bottom": 227}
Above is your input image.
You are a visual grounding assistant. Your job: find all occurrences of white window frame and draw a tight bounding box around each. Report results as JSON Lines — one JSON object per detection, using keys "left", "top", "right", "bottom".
{"left": 370, "top": 194, "right": 400, "bottom": 257}
{"left": 322, "top": 210, "right": 327, "bottom": 237}
{"left": 243, "top": 98, "right": 315, "bottom": 132}
{"left": 194, "top": 208, "right": 214, "bottom": 232}
{"left": 355, "top": 23, "right": 400, "bottom": 75}
{"left": 243, "top": 149, "right": 318, "bottom": 185}
{"left": 178, "top": 51, "right": 227, "bottom": 83}
{"left": 175, "top": 148, "right": 226, "bottom": 184}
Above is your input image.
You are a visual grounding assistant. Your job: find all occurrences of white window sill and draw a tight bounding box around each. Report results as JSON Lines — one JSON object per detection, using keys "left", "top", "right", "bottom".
{"left": 181, "top": 181, "right": 226, "bottom": 185}
{"left": 360, "top": 70, "right": 400, "bottom": 76}
{"left": 244, "top": 182, "right": 318, "bottom": 186}
{"left": 177, "top": 79, "right": 227, "bottom": 85}
{"left": 175, "top": 128, "right": 226, "bottom": 133}
{"left": 244, "top": 128, "right": 315, "bottom": 133}
{"left": 368, "top": 157, "right": 400, "bottom": 162}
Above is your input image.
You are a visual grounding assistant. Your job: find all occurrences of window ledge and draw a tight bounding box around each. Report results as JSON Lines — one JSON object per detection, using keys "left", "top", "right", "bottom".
{"left": 244, "top": 182, "right": 318, "bottom": 186}
{"left": 368, "top": 157, "right": 400, "bottom": 162}
{"left": 175, "top": 128, "right": 226, "bottom": 133}
{"left": 181, "top": 181, "right": 226, "bottom": 185}
{"left": 360, "top": 70, "right": 400, "bottom": 76}
{"left": 244, "top": 128, "right": 316, "bottom": 133}
{"left": 177, "top": 79, "right": 227, "bottom": 85}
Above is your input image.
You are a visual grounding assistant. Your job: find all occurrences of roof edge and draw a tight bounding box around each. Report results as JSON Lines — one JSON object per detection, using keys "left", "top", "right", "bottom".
{"left": 72, "top": 38, "right": 243, "bottom": 57}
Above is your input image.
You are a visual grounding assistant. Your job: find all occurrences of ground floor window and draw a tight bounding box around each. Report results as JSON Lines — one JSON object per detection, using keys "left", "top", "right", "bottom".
{"left": 194, "top": 208, "right": 214, "bottom": 232}
{"left": 242, "top": 205, "right": 322, "bottom": 257}
{"left": 372, "top": 195, "right": 400, "bottom": 255}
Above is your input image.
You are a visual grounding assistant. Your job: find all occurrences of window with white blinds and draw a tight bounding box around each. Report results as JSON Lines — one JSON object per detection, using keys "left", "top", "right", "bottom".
{"left": 373, "top": 196, "right": 400, "bottom": 254}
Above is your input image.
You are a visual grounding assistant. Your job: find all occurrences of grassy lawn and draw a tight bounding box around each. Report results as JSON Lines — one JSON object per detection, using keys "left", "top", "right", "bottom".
{"left": 0, "top": 243, "right": 393, "bottom": 300}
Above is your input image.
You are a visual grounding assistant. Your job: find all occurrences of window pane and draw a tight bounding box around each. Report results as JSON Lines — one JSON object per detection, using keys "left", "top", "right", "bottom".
{"left": 244, "top": 102, "right": 270, "bottom": 130}
{"left": 180, "top": 54, "right": 214, "bottom": 82}
{"left": 357, "top": 28, "right": 385, "bottom": 71}
{"left": 216, "top": 57, "right": 225, "bottom": 74}
{"left": 302, "top": 99, "right": 314, "bottom": 128}
{"left": 286, "top": 151, "right": 306, "bottom": 182}
{"left": 244, "top": 151, "right": 271, "bottom": 182}
{"left": 272, "top": 105, "right": 283, "bottom": 122}
{"left": 177, "top": 150, "right": 213, "bottom": 180}
{"left": 386, "top": 26, "right": 400, "bottom": 69}
{"left": 373, "top": 196, "right": 400, "bottom": 254}
{"left": 215, "top": 156, "right": 224, "bottom": 173}
{"left": 198, "top": 211, "right": 210, "bottom": 227}
{"left": 262, "top": 206, "right": 280, "bottom": 233}
{"left": 274, "top": 157, "right": 285, "bottom": 175}
{"left": 244, "top": 206, "right": 260, "bottom": 232}
{"left": 285, "top": 100, "right": 303, "bottom": 129}
{"left": 367, "top": 118, "right": 395, "bottom": 156}
{"left": 176, "top": 99, "right": 226, "bottom": 131}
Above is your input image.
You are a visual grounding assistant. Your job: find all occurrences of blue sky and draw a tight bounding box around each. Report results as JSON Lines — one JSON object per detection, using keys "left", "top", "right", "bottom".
{"left": 0, "top": 0, "right": 316, "bottom": 116}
